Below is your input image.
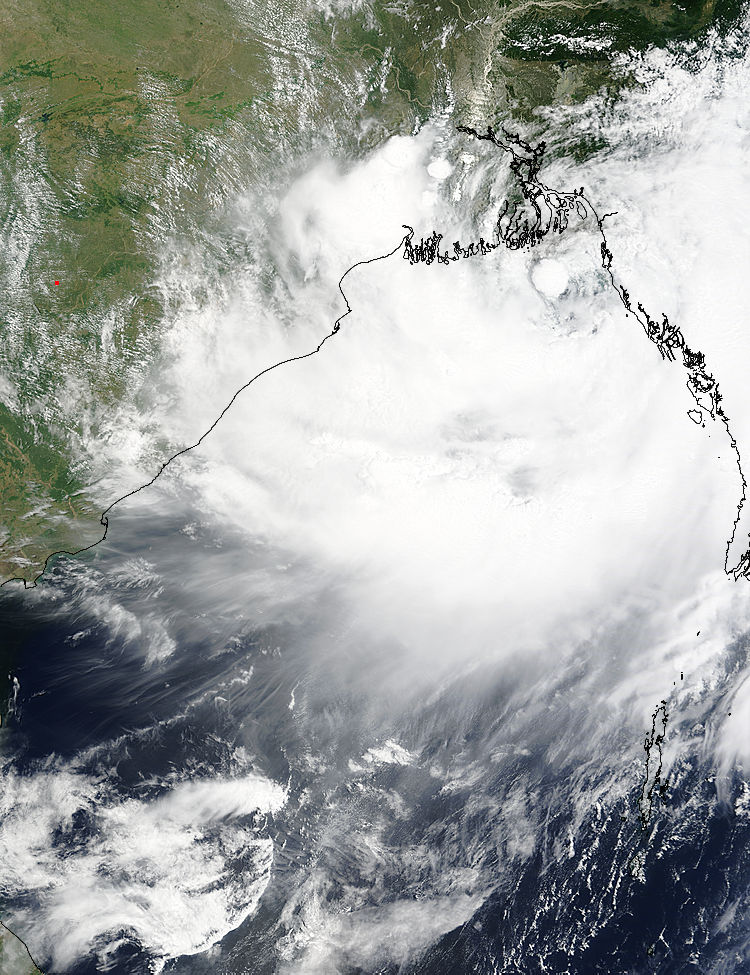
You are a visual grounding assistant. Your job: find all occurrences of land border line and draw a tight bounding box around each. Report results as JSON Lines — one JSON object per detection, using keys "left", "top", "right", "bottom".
{"left": 403, "top": 123, "right": 750, "bottom": 583}
{"left": 0, "top": 235, "right": 410, "bottom": 591}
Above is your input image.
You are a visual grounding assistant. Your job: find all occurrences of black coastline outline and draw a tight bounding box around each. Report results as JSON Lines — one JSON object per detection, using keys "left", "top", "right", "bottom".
{"left": 636, "top": 699, "right": 670, "bottom": 832}
{"left": 402, "top": 124, "right": 750, "bottom": 583}
{"left": 4, "top": 126, "right": 749, "bottom": 591}
{"left": 0, "top": 234, "right": 411, "bottom": 591}
{"left": 628, "top": 699, "right": 669, "bottom": 881}
{"left": 0, "top": 919, "right": 45, "bottom": 974}
{"left": 0, "top": 124, "right": 745, "bottom": 960}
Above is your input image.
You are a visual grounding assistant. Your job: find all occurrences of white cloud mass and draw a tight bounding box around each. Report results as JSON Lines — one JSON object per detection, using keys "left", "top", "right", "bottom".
{"left": 5, "top": 21, "right": 750, "bottom": 975}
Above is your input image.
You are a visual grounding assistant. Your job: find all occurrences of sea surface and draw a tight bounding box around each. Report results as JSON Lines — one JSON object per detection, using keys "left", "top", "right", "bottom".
{"left": 4, "top": 7, "right": 750, "bottom": 973}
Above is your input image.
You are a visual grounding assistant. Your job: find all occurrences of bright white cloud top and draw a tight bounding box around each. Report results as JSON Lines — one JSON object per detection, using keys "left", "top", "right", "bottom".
{"left": 4, "top": 20, "right": 750, "bottom": 975}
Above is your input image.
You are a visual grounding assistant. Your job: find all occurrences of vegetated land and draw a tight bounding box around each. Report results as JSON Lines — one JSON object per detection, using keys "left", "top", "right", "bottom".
{"left": 0, "top": 0, "right": 738, "bottom": 585}
{"left": 0, "top": 922, "right": 42, "bottom": 975}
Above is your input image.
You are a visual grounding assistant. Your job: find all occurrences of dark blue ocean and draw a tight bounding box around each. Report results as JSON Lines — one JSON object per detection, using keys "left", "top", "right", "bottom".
{"left": 3, "top": 490, "right": 750, "bottom": 974}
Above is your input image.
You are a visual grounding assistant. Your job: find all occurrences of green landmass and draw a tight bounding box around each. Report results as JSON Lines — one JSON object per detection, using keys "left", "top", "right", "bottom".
{"left": 0, "top": 922, "right": 43, "bottom": 975}
{"left": 0, "top": 0, "right": 740, "bottom": 960}
{"left": 0, "top": 0, "right": 741, "bottom": 584}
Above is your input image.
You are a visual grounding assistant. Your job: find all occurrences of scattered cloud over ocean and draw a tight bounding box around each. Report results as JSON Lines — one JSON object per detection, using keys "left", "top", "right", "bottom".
{"left": 6, "top": 21, "right": 750, "bottom": 974}
{"left": 0, "top": 760, "right": 284, "bottom": 972}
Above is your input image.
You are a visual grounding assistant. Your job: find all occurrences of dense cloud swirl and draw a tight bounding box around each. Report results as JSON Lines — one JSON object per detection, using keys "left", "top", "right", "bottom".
{"left": 4, "top": 24, "right": 750, "bottom": 975}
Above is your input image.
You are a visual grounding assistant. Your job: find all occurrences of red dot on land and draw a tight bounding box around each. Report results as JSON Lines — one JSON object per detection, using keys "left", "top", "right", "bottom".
{"left": 54, "top": 281, "right": 59, "bottom": 285}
